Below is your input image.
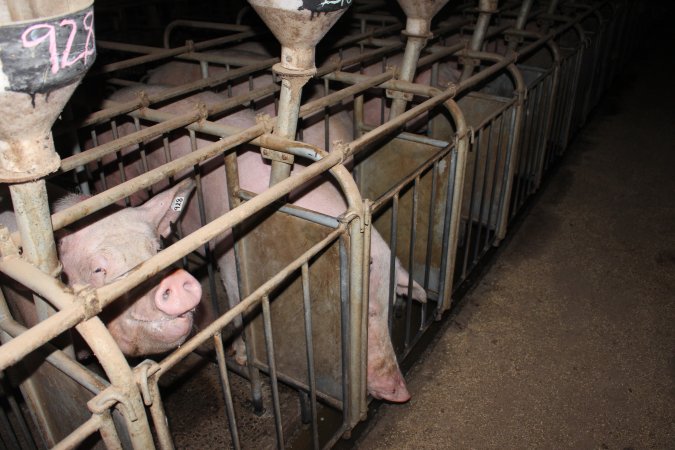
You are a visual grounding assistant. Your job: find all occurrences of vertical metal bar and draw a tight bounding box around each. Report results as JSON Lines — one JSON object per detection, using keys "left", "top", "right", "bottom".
{"left": 214, "top": 333, "right": 241, "bottom": 450}
{"left": 110, "top": 119, "right": 130, "bottom": 207}
{"left": 133, "top": 116, "right": 153, "bottom": 198}
{"left": 422, "top": 162, "right": 439, "bottom": 326}
{"left": 484, "top": 114, "right": 505, "bottom": 252}
{"left": 517, "top": 92, "right": 534, "bottom": 211}
{"left": 461, "top": 130, "right": 481, "bottom": 279}
{"left": 525, "top": 82, "right": 546, "bottom": 196}
{"left": 145, "top": 376, "right": 174, "bottom": 450}
{"left": 301, "top": 263, "right": 320, "bottom": 450}
{"left": 404, "top": 178, "right": 419, "bottom": 348}
{"left": 188, "top": 130, "right": 221, "bottom": 318}
{"left": 223, "top": 150, "right": 264, "bottom": 415}
{"left": 439, "top": 148, "right": 458, "bottom": 302}
{"left": 324, "top": 78, "right": 331, "bottom": 151}
{"left": 0, "top": 391, "right": 21, "bottom": 450}
{"left": 339, "top": 235, "right": 351, "bottom": 419}
{"left": 0, "top": 368, "right": 36, "bottom": 450}
{"left": 494, "top": 106, "right": 518, "bottom": 243}
{"left": 387, "top": 194, "right": 399, "bottom": 331}
{"left": 97, "top": 410, "right": 124, "bottom": 450}
{"left": 473, "top": 119, "right": 494, "bottom": 264}
{"left": 261, "top": 295, "right": 284, "bottom": 449}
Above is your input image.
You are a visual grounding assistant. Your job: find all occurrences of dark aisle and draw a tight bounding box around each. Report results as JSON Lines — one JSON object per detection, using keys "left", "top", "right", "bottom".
{"left": 355, "top": 4, "right": 675, "bottom": 450}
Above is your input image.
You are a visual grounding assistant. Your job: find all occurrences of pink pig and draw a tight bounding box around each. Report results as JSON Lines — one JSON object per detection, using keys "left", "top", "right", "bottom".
{"left": 0, "top": 180, "right": 202, "bottom": 357}
{"left": 96, "top": 81, "right": 423, "bottom": 402}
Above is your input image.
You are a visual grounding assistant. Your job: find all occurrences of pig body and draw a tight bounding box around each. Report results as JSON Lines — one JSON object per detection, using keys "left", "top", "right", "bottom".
{"left": 0, "top": 181, "right": 202, "bottom": 357}
{"left": 96, "top": 83, "right": 421, "bottom": 402}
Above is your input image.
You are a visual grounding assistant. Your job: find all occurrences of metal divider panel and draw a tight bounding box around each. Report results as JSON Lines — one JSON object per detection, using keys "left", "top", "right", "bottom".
{"left": 239, "top": 207, "right": 345, "bottom": 402}
{"left": 356, "top": 137, "right": 446, "bottom": 300}
{"left": 455, "top": 93, "right": 512, "bottom": 229}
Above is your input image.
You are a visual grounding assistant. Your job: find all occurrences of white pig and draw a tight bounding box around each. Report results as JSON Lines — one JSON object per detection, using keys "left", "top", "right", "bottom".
{"left": 93, "top": 83, "right": 424, "bottom": 402}
{"left": 0, "top": 180, "right": 202, "bottom": 357}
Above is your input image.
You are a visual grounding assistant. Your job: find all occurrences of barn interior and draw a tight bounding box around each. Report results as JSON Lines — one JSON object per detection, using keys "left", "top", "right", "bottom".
{"left": 0, "top": 0, "right": 672, "bottom": 449}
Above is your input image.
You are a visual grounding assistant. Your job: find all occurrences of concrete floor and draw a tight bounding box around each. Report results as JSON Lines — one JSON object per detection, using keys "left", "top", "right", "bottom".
{"left": 353, "top": 8, "right": 675, "bottom": 450}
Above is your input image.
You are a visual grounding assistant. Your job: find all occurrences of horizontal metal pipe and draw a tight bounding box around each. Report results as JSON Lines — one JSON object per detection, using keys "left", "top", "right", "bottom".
{"left": 52, "top": 123, "right": 268, "bottom": 231}
{"left": 51, "top": 414, "right": 103, "bottom": 450}
{"left": 90, "top": 30, "right": 259, "bottom": 75}
{"left": 0, "top": 319, "right": 108, "bottom": 394}
{"left": 94, "top": 153, "right": 344, "bottom": 306}
{"left": 0, "top": 256, "right": 74, "bottom": 311}
{"left": 0, "top": 305, "right": 85, "bottom": 371}
{"left": 162, "top": 20, "right": 254, "bottom": 49}
{"left": 60, "top": 107, "right": 204, "bottom": 172}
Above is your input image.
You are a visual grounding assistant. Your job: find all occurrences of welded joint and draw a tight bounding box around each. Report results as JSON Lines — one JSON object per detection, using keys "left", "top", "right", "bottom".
{"left": 0, "top": 226, "right": 19, "bottom": 258}
{"left": 338, "top": 210, "right": 364, "bottom": 233}
{"left": 385, "top": 89, "right": 413, "bottom": 102}
{"left": 195, "top": 103, "right": 209, "bottom": 124}
{"left": 254, "top": 113, "right": 275, "bottom": 134}
{"left": 458, "top": 55, "right": 481, "bottom": 69}
{"left": 468, "top": 126, "right": 476, "bottom": 145}
{"left": 333, "top": 140, "right": 352, "bottom": 163}
{"left": 135, "top": 359, "right": 162, "bottom": 406}
{"left": 75, "top": 286, "right": 102, "bottom": 320}
{"left": 87, "top": 386, "right": 139, "bottom": 422}
{"left": 135, "top": 90, "right": 152, "bottom": 109}
{"left": 504, "top": 32, "right": 525, "bottom": 45}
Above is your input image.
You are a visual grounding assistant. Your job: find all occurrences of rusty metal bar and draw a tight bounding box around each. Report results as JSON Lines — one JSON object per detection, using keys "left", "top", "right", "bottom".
{"left": 162, "top": 20, "right": 254, "bottom": 48}
{"left": 91, "top": 30, "right": 259, "bottom": 75}
{"left": 60, "top": 107, "right": 204, "bottom": 172}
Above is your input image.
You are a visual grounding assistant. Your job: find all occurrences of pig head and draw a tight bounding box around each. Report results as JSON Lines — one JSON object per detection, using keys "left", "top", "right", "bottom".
{"left": 56, "top": 180, "right": 201, "bottom": 356}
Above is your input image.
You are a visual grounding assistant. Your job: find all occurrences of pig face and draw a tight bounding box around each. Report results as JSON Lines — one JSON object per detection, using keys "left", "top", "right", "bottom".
{"left": 57, "top": 180, "right": 201, "bottom": 356}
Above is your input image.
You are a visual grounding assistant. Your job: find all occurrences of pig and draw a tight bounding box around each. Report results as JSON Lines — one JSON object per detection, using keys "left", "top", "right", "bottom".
{"left": 91, "top": 82, "right": 424, "bottom": 402}
{"left": 0, "top": 181, "right": 202, "bottom": 357}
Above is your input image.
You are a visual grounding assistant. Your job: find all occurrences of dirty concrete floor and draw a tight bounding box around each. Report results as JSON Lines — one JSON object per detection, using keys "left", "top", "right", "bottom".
{"left": 354, "top": 9, "right": 675, "bottom": 450}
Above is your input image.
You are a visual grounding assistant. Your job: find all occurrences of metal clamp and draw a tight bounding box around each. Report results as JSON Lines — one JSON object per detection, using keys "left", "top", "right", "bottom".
{"left": 87, "top": 386, "right": 139, "bottom": 422}
{"left": 135, "top": 359, "right": 161, "bottom": 406}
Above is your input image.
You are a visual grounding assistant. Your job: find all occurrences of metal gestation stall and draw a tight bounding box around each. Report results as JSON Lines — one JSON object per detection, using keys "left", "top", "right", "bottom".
{"left": 0, "top": 0, "right": 641, "bottom": 449}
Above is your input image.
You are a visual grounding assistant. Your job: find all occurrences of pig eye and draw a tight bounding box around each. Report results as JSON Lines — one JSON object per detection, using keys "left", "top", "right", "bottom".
{"left": 93, "top": 267, "right": 106, "bottom": 275}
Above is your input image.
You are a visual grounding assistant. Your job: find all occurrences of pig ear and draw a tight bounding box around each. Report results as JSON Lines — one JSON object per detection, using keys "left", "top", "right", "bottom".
{"left": 137, "top": 179, "right": 195, "bottom": 238}
{"left": 394, "top": 260, "right": 427, "bottom": 303}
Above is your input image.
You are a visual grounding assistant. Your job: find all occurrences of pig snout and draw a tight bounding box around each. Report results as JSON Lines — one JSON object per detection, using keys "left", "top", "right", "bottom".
{"left": 368, "top": 369, "right": 411, "bottom": 403}
{"left": 153, "top": 269, "right": 201, "bottom": 317}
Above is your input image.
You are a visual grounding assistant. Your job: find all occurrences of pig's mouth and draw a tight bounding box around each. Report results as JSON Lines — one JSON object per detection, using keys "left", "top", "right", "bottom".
{"left": 129, "top": 308, "right": 196, "bottom": 324}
